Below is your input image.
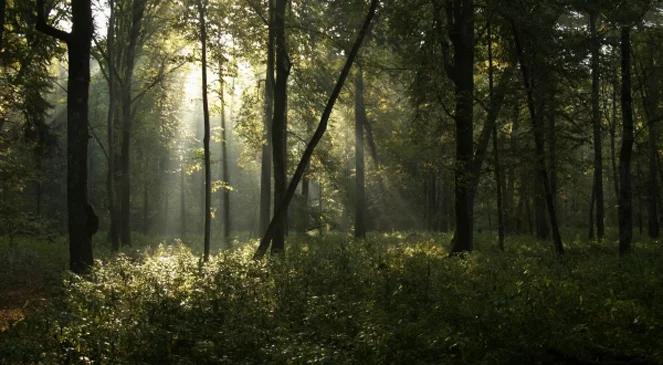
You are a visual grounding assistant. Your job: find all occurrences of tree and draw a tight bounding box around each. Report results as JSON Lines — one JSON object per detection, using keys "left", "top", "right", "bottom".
{"left": 589, "top": 10, "right": 605, "bottom": 240}
{"left": 619, "top": 25, "right": 634, "bottom": 255}
{"left": 270, "top": 0, "right": 288, "bottom": 253}
{"left": 197, "top": 0, "right": 212, "bottom": 261}
{"left": 437, "top": 0, "right": 475, "bottom": 253}
{"left": 259, "top": 0, "right": 275, "bottom": 236}
{"left": 254, "top": 0, "right": 379, "bottom": 259}
{"left": 508, "top": 3, "right": 565, "bottom": 255}
{"left": 36, "top": 0, "right": 96, "bottom": 273}
{"left": 354, "top": 69, "right": 367, "bottom": 239}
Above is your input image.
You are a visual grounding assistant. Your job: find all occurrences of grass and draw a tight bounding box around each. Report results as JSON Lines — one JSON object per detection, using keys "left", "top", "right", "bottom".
{"left": 0, "top": 232, "right": 662, "bottom": 364}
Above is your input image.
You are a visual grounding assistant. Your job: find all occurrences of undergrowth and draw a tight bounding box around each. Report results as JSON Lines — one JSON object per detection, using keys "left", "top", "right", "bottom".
{"left": 1, "top": 233, "right": 662, "bottom": 364}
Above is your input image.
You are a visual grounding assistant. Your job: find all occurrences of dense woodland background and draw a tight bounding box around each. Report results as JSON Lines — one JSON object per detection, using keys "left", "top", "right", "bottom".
{"left": 1, "top": 0, "right": 663, "bottom": 363}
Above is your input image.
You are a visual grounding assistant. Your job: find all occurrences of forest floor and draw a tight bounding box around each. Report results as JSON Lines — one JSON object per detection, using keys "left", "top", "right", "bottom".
{"left": 1, "top": 232, "right": 662, "bottom": 364}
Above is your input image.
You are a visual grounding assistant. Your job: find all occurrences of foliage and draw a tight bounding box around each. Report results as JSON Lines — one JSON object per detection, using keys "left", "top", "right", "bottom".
{"left": 2, "top": 235, "right": 663, "bottom": 364}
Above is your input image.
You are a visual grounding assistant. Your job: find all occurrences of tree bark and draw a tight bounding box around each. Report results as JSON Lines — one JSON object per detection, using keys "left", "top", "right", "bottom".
{"left": 354, "top": 70, "right": 367, "bottom": 239}
{"left": 36, "top": 0, "right": 95, "bottom": 273}
{"left": 254, "top": 0, "right": 379, "bottom": 259}
{"left": 197, "top": 0, "right": 212, "bottom": 261}
{"left": 590, "top": 11, "right": 605, "bottom": 240}
{"left": 619, "top": 26, "right": 634, "bottom": 256}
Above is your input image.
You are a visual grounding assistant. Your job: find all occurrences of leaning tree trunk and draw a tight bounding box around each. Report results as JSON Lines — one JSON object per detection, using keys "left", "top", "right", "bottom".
{"left": 354, "top": 70, "right": 367, "bottom": 239}
{"left": 36, "top": 0, "right": 96, "bottom": 273}
{"left": 590, "top": 11, "right": 605, "bottom": 240}
{"left": 254, "top": 0, "right": 379, "bottom": 259}
{"left": 197, "top": 0, "right": 212, "bottom": 261}
{"left": 618, "top": 26, "right": 634, "bottom": 256}
{"left": 259, "top": 0, "right": 275, "bottom": 235}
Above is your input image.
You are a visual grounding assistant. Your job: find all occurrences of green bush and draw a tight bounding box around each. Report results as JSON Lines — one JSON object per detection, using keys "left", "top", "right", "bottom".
{"left": 1, "top": 234, "right": 663, "bottom": 364}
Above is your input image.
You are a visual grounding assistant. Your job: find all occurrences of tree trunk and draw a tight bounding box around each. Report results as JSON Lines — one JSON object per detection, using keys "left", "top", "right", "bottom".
{"left": 449, "top": 0, "right": 475, "bottom": 253}
{"left": 610, "top": 73, "right": 620, "bottom": 202}
{"left": 180, "top": 164, "right": 186, "bottom": 239}
{"left": 105, "top": 0, "right": 120, "bottom": 252}
{"left": 618, "top": 26, "right": 634, "bottom": 256}
{"left": 198, "top": 0, "right": 212, "bottom": 261}
{"left": 488, "top": 28, "right": 505, "bottom": 250}
{"left": 254, "top": 0, "right": 379, "bottom": 259}
{"left": 259, "top": 0, "right": 275, "bottom": 236}
{"left": 271, "top": 0, "right": 288, "bottom": 254}
{"left": 37, "top": 0, "right": 95, "bottom": 273}
{"left": 512, "top": 23, "right": 564, "bottom": 255}
{"left": 589, "top": 179, "right": 596, "bottom": 240}
{"left": 219, "top": 60, "right": 231, "bottom": 243}
{"left": 354, "top": 70, "right": 367, "bottom": 239}
{"left": 590, "top": 11, "right": 605, "bottom": 240}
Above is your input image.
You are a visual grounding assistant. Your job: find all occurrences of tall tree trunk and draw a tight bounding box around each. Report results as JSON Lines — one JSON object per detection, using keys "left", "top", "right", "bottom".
{"left": 259, "top": 0, "right": 275, "bottom": 236}
{"left": 117, "top": 0, "right": 147, "bottom": 248}
{"left": 590, "top": 11, "right": 605, "bottom": 240}
{"left": 618, "top": 26, "right": 634, "bottom": 256}
{"left": 638, "top": 45, "right": 661, "bottom": 239}
{"left": 197, "top": 0, "right": 212, "bottom": 261}
{"left": 589, "top": 179, "right": 596, "bottom": 240}
{"left": 105, "top": 0, "right": 120, "bottom": 252}
{"left": 488, "top": 21, "right": 505, "bottom": 250}
{"left": 218, "top": 60, "right": 231, "bottom": 243}
{"left": 449, "top": 0, "right": 475, "bottom": 253}
{"left": 180, "top": 163, "right": 186, "bottom": 239}
{"left": 610, "top": 73, "right": 620, "bottom": 201}
{"left": 354, "top": 70, "right": 367, "bottom": 239}
{"left": 254, "top": 0, "right": 378, "bottom": 259}
{"left": 512, "top": 23, "right": 564, "bottom": 255}
{"left": 37, "top": 0, "right": 95, "bottom": 273}
{"left": 271, "top": 0, "right": 288, "bottom": 253}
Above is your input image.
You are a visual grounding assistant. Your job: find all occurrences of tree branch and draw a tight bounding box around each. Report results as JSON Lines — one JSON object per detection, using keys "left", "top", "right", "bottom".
{"left": 35, "top": 0, "right": 71, "bottom": 43}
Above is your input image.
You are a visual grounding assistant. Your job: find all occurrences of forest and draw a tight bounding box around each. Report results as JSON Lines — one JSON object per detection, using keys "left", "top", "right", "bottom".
{"left": 1, "top": 0, "right": 663, "bottom": 363}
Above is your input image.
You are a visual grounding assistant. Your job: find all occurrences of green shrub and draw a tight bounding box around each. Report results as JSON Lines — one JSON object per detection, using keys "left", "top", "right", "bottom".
{"left": 1, "top": 234, "right": 663, "bottom": 364}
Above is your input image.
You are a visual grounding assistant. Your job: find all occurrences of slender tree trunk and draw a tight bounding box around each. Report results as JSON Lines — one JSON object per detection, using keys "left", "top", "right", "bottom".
{"left": 450, "top": 0, "right": 475, "bottom": 253}
{"left": 180, "top": 163, "right": 186, "bottom": 239}
{"left": 218, "top": 60, "right": 231, "bottom": 242}
{"left": 254, "top": 0, "right": 378, "bottom": 259}
{"left": 198, "top": 0, "right": 212, "bottom": 261}
{"left": 259, "top": 1, "right": 275, "bottom": 236}
{"left": 619, "top": 26, "right": 634, "bottom": 256}
{"left": 105, "top": 0, "right": 120, "bottom": 252}
{"left": 610, "top": 73, "right": 620, "bottom": 201}
{"left": 37, "top": 0, "right": 95, "bottom": 273}
{"left": 590, "top": 12, "right": 605, "bottom": 240}
{"left": 512, "top": 24, "right": 564, "bottom": 255}
{"left": 589, "top": 179, "right": 596, "bottom": 240}
{"left": 488, "top": 21, "right": 505, "bottom": 250}
{"left": 354, "top": 70, "right": 367, "bottom": 239}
